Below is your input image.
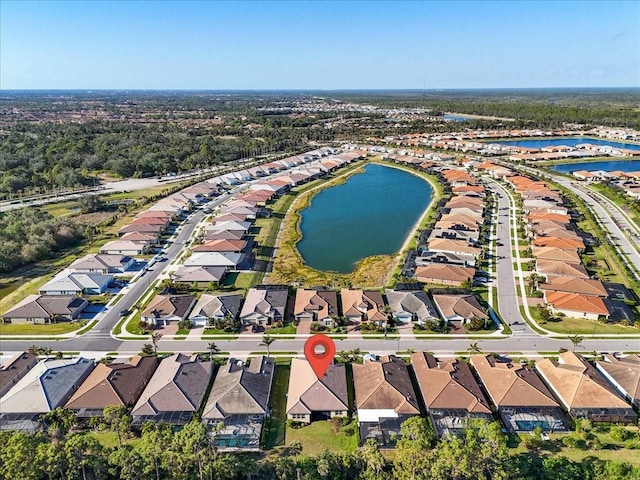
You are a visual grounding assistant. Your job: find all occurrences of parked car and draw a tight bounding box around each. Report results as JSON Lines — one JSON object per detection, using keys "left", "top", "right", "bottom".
{"left": 120, "top": 309, "right": 132, "bottom": 316}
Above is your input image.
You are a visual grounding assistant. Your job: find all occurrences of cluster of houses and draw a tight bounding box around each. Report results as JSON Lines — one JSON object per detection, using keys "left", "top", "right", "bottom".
{"left": 1, "top": 350, "right": 638, "bottom": 448}
{"left": 134, "top": 284, "right": 491, "bottom": 334}
{"left": 479, "top": 162, "right": 616, "bottom": 322}
{"left": 573, "top": 169, "right": 640, "bottom": 199}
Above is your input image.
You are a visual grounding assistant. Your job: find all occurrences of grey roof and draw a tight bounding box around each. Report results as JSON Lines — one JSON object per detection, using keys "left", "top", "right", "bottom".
{"left": 0, "top": 352, "right": 39, "bottom": 398}
{"left": 69, "top": 254, "right": 133, "bottom": 271}
{"left": 39, "top": 271, "right": 113, "bottom": 293}
{"left": 173, "top": 266, "right": 227, "bottom": 283}
{"left": 2, "top": 295, "right": 87, "bottom": 319}
{"left": 240, "top": 288, "right": 288, "bottom": 320}
{"left": 202, "top": 356, "right": 274, "bottom": 419}
{"left": 0, "top": 358, "right": 95, "bottom": 413}
{"left": 132, "top": 354, "right": 212, "bottom": 417}
{"left": 385, "top": 289, "right": 438, "bottom": 321}
{"left": 189, "top": 294, "right": 242, "bottom": 320}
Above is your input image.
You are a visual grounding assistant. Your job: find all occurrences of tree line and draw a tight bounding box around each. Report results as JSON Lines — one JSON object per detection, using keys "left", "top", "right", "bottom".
{"left": 0, "top": 411, "right": 638, "bottom": 480}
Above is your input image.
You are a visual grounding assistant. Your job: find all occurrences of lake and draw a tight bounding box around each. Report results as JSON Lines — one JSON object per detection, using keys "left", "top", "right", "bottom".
{"left": 551, "top": 159, "right": 640, "bottom": 174}
{"left": 489, "top": 137, "right": 640, "bottom": 151}
{"left": 297, "top": 163, "right": 433, "bottom": 273}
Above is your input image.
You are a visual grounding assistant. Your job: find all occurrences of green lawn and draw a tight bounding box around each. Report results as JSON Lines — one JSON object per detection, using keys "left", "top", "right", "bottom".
{"left": 262, "top": 364, "right": 290, "bottom": 449}
{"left": 219, "top": 271, "right": 264, "bottom": 291}
{"left": 267, "top": 325, "right": 297, "bottom": 334}
{"left": 0, "top": 321, "right": 87, "bottom": 336}
{"left": 510, "top": 425, "right": 640, "bottom": 466}
{"left": 285, "top": 420, "right": 360, "bottom": 455}
{"left": 537, "top": 313, "right": 639, "bottom": 335}
{"left": 86, "top": 430, "right": 141, "bottom": 449}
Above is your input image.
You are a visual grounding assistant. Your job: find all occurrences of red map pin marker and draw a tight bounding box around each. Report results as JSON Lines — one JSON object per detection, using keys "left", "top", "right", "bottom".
{"left": 304, "top": 334, "right": 336, "bottom": 379}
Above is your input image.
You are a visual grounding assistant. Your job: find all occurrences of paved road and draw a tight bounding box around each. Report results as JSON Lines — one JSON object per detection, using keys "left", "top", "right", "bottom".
{"left": 485, "top": 179, "right": 534, "bottom": 334}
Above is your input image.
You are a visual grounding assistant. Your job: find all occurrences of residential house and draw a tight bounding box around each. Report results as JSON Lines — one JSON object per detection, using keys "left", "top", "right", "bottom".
{"left": 99, "top": 240, "right": 149, "bottom": 256}
{"left": 68, "top": 254, "right": 135, "bottom": 275}
{"left": 532, "top": 246, "right": 582, "bottom": 264}
{"left": 427, "top": 238, "right": 481, "bottom": 258}
{"left": 286, "top": 359, "right": 348, "bottom": 423}
{"left": 535, "top": 260, "right": 589, "bottom": 279}
{"left": 340, "top": 289, "right": 387, "bottom": 326}
{"left": 201, "top": 356, "right": 274, "bottom": 451}
{"left": 0, "top": 357, "right": 95, "bottom": 431}
{"left": 0, "top": 352, "right": 39, "bottom": 398}
{"left": 183, "top": 252, "right": 243, "bottom": 269}
{"left": 239, "top": 287, "right": 288, "bottom": 328}
{"left": 192, "top": 239, "right": 247, "bottom": 253}
{"left": 432, "top": 294, "right": 487, "bottom": 327}
{"left": 140, "top": 294, "right": 196, "bottom": 327}
{"left": 172, "top": 266, "right": 227, "bottom": 285}
{"left": 65, "top": 356, "right": 158, "bottom": 417}
{"left": 188, "top": 293, "right": 243, "bottom": 328}
{"left": 596, "top": 354, "right": 640, "bottom": 408}
{"left": 294, "top": 289, "right": 339, "bottom": 328}
{"left": 470, "top": 355, "right": 568, "bottom": 432}
{"left": 414, "top": 250, "right": 474, "bottom": 268}
{"left": 545, "top": 292, "right": 609, "bottom": 321}
{"left": 411, "top": 352, "right": 492, "bottom": 436}
{"left": 540, "top": 277, "right": 608, "bottom": 297}
{"left": 413, "top": 264, "right": 476, "bottom": 287}
{"left": 2, "top": 295, "right": 88, "bottom": 324}
{"left": 353, "top": 355, "right": 420, "bottom": 446}
{"left": 536, "top": 352, "right": 637, "bottom": 424}
{"left": 131, "top": 354, "right": 212, "bottom": 426}
{"left": 39, "top": 271, "right": 113, "bottom": 296}
{"left": 384, "top": 289, "right": 439, "bottom": 325}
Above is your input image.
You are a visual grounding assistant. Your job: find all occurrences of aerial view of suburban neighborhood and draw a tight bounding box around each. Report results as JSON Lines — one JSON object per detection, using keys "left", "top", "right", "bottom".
{"left": 1, "top": 2, "right": 640, "bottom": 479}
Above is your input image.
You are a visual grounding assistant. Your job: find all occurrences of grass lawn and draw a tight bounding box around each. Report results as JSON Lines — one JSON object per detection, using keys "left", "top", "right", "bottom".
{"left": 0, "top": 321, "right": 87, "bottom": 336}
{"left": 262, "top": 364, "right": 290, "bottom": 449}
{"left": 219, "top": 271, "right": 264, "bottom": 291}
{"left": 539, "top": 315, "right": 639, "bottom": 335}
{"left": 86, "top": 430, "right": 141, "bottom": 449}
{"left": 285, "top": 420, "right": 359, "bottom": 455}
{"left": 510, "top": 425, "right": 640, "bottom": 466}
{"left": 267, "top": 325, "right": 297, "bottom": 335}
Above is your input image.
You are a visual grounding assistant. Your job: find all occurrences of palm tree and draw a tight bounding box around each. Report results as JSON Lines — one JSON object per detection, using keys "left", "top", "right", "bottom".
{"left": 467, "top": 342, "right": 482, "bottom": 354}
{"left": 208, "top": 342, "right": 220, "bottom": 359}
{"left": 151, "top": 332, "right": 163, "bottom": 355}
{"left": 568, "top": 334, "right": 584, "bottom": 352}
{"left": 260, "top": 334, "right": 275, "bottom": 357}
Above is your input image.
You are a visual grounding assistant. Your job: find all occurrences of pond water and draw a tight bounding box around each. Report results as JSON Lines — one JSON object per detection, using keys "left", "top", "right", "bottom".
{"left": 489, "top": 137, "right": 640, "bottom": 151}
{"left": 550, "top": 159, "right": 640, "bottom": 174}
{"left": 297, "top": 164, "right": 433, "bottom": 273}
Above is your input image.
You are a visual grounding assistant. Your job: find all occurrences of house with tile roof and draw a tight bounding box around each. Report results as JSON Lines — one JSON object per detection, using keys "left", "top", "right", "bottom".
{"left": 132, "top": 354, "right": 212, "bottom": 426}
{"left": 340, "top": 289, "right": 387, "bottom": 326}
{"left": 413, "top": 264, "right": 476, "bottom": 287}
{"left": 411, "top": 353, "right": 492, "bottom": 436}
{"left": 536, "top": 352, "right": 636, "bottom": 424}
{"left": 0, "top": 357, "right": 95, "bottom": 431}
{"left": 2, "top": 295, "right": 89, "bottom": 324}
{"left": 353, "top": 355, "right": 420, "bottom": 446}
{"left": 545, "top": 291, "right": 609, "bottom": 321}
{"left": 99, "top": 239, "right": 150, "bottom": 256}
{"left": 202, "top": 356, "right": 274, "bottom": 451}
{"left": 172, "top": 266, "right": 227, "bottom": 285}
{"left": 540, "top": 277, "right": 608, "bottom": 297}
{"left": 432, "top": 294, "right": 488, "bottom": 328}
{"left": 532, "top": 246, "right": 581, "bottom": 264}
{"left": 188, "top": 293, "right": 243, "bottom": 328}
{"left": 65, "top": 356, "right": 158, "bottom": 417}
{"left": 596, "top": 354, "right": 640, "bottom": 408}
{"left": 532, "top": 236, "right": 585, "bottom": 251}
{"left": 384, "top": 289, "right": 439, "bottom": 325}
{"left": 294, "top": 289, "right": 339, "bottom": 327}
{"left": 0, "top": 352, "right": 38, "bottom": 398}
{"left": 239, "top": 287, "right": 288, "bottom": 328}
{"left": 470, "top": 355, "right": 568, "bottom": 432}
{"left": 140, "top": 294, "right": 196, "bottom": 327}
{"left": 286, "top": 359, "right": 349, "bottom": 424}
{"left": 535, "top": 260, "right": 589, "bottom": 279}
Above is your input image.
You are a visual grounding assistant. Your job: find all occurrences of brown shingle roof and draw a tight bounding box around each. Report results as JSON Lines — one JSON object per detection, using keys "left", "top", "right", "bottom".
{"left": 353, "top": 355, "right": 419, "bottom": 414}
{"left": 470, "top": 355, "right": 559, "bottom": 408}
{"left": 411, "top": 353, "right": 490, "bottom": 413}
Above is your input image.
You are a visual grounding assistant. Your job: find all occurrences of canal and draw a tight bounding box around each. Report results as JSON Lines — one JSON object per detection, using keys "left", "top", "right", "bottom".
{"left": 297, "top": 163, "right": 433, "bottom": 273}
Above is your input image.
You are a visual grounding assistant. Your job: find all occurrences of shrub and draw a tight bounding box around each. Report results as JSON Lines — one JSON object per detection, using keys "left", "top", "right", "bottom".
{"left": 610, "top": 426, "right": 633, "bottom": 442}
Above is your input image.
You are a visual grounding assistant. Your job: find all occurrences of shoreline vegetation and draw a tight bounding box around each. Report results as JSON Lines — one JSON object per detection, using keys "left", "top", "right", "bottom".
{"left": 267, "top": 158, "right": 442, "bottom": 288}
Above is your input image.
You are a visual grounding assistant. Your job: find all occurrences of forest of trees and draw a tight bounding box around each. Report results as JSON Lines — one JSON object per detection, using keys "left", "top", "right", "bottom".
{"left": 1, "top": 90, "right": 638, "bottom": 199}
{"left": 0, "top": 208, "right": 84, "bottom": 273}
{"left": 1, "top": 413, "right": 637, "bottom": 480}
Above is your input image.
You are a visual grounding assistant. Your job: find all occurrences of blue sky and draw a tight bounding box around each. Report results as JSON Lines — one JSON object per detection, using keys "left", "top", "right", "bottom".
{"left": 1, "top": 1, "right": 638, "bottom": 89}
